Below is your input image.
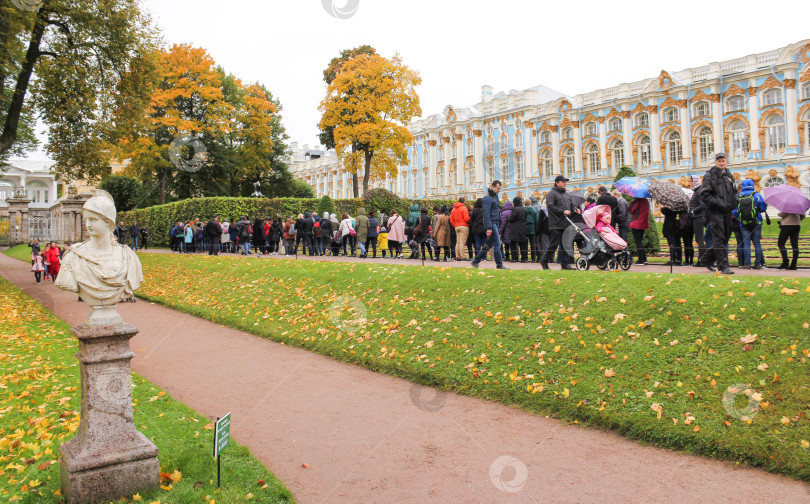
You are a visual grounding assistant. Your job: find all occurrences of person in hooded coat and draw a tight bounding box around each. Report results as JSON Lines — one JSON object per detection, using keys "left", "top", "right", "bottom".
{"left": 387, "top": 210, "right": 406, "bottom": 258}
{"left": 524, "top": 199, "right": 538, "bottom": 262}
{"left": 499, "top": 200, "right": 514, "bottom": 261}
{"left": 319, "top": 211, "right": 333, "bottom": 256}
{"left": 508, "top": 196, "right": 528, "bottom": 262}
{"left": 366, "top": 211, "right": 379, "bottom": 258}
{"left": 406, "top": 204, "right": 421, "bottom": 258}
{"left": 253, "top": 217, "right": 266, "bottom": 255}
{"left": 469, "top": 198, "right": 485, "bottom": 256}
{"left": 416, "top": 207, "right": 433, "bottom": 260}
{"left": 300, "top": 212, "right": 315, "bottom": 255}
{"left": 433, "top": 206, "right": 452, "bottom": 261}
{"left": 269, "top": 218, "right": 281, "bottom": 254}
{"left": 355, "top": 208, "right": 370, "bottom": 258}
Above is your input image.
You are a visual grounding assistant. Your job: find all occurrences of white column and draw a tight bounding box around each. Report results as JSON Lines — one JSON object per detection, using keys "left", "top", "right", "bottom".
{"left": 711, "top": 96, "right": 723, "bottom": 155}
{"left": 474, "top": 132, "right": 484, "bottom": 184}
{"left": 427, "top": 141, "right": 435, "bottom": 189}
{"left": 52, "top": 179, "right": 58, "bottom": 203}
{"left": 748, "top": 89, "right": 760, "bottom": 154}
{"left": 622, "top": 113, "right": 632, "bottom": 170}
{"left": 528, "top": 126, "right": 537, "bottom": 178}
{"left": 551, "top": 127, "right": 561, "bottom": 175}
{"left": 679, "top": 103, "right": 692, "bottom": 163}
{"left": 444, "top": 140, "right": 452, "bottom": 187}
{"left": 455, "top": 137, "right": 463, "bottom": 185}
{"left": 598, "top": 118, "right": 607, "bottom": 175}
{"left": 573, "top": 125, "right": 583, "bottom": 175}
{"left": 650, "top": 108, "right": 662, "bottom": 164}
{"left": 786, "top": 81, "right": 799, "bottom": 148}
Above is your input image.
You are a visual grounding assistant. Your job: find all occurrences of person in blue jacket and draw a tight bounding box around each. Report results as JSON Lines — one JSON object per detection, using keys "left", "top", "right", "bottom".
{"left": 471, "top": 180, "right": 507, "bottom": 269}
{"left": 732, "top": 178, "right": 768, "bottom": 269}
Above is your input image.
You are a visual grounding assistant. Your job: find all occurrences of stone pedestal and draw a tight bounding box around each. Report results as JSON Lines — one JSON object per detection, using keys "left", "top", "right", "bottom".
{"left": 60, "top": 323, "right": 159, "bottom": 504}
{"left": 7, "top": 197, "right": 31, "bottom": 245}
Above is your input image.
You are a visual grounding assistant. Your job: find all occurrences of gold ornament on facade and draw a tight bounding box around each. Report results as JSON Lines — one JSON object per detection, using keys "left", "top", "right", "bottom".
{"left": 648, "top": 105, "right": 659, "bottom": 113}
{"left": 745, "top": 169, "right": 762, "bottom": 192}
{"left": 620, "top": 111, "right": 631, "bottom": 119}
{"left": 709, "top": 93, "right": 721, "bottom": 103}
{"left": 759, "top": 76, "right": 782, "bottom": 92}
{"left": 796, "top": 43, "right": 810, "bottom": 64}
{"left": 473, "top": 130, "right": 483, "bottom": 137}
{"left": 783, "top": 79, "right": 796, "bottom": 90}
{"left": 632, "top": 129, "right": 650, "bottom": 145}
{"left": 582, "top": 112, "right": 598, "bottom": 124}
{"left": 768, "top": 168, "right": 778, "bottom": 178}
{"left": 632, "top": 102, "right": 648, "bottom": 114}
{"left": 677, "top": 175, "right": 691, "bottom": 188}
{"left": 746, "top": 86, "right": 758, "bottom": 97}
{"left": 428, "top": 140, "right": 437, "bottom": 146}
{"left": 559, "top": 99, "right": 572, "bottom": 112}
{"left": 658, "top": 70, "right": 675, "bottom": 91}
{"left": 733, "top": 173, "right": 740, "bottom": 180}
{"left": 691, "top": 119, "right": 713, "bottom": 136}
{"left": 607, "top": 108, "right": 622, "bottom": 120}
{"left": 725, "top": 84, "right": 745, "bottom": 97}
{"left": 597, "top": 116, "right": 605, "bottom": 124}
{"left": 455, "top": 134, "right": 463, "bottom": 141}
{"left": 758, "top": 109, "right": 784, "bottom": 128}
{"left": 658, "top": 124, "right": 680, "bottom": 145}
{"left": 724, "top": 113, "right": 749, "bottom": 131}
{"left": 800, "top": 69, "right": 810, "bottom": 83}
{"left": 785, "top": 166, "right": 801, "bottom": 188}
{"left": 691, "top": 90, "right": 711, "bottom": 103}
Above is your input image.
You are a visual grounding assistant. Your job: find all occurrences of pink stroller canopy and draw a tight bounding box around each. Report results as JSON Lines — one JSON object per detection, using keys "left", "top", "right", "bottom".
{"left": 582, "top": 204, "right": 612, "bottom": 229}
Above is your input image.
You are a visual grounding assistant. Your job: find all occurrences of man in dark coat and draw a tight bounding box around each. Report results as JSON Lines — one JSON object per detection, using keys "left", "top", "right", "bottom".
{"left": 698, "top": 153, "right": 737, "bottom": 274}
{"left": 508, "top": 196, "right": 528, "bottom": 262}
{"left": 204, "top": 215, "right": 222, "bottom": 255}
{"left": 129, "top": 222, "right": 140, "bottom": 250}
{"left": 595, "top": 186, "right": 619, "bottom": 220}
{"left": 688, "top": 176, "right": 707, "bottom": 266}
{"left": 471, "top": 180, "right": 507, "bottom": 269}
{"left": 301, "top": 212, "right": 315, "bottom": 255}
{"left": 541, "top": 175, "right": 577, "bottom": 270}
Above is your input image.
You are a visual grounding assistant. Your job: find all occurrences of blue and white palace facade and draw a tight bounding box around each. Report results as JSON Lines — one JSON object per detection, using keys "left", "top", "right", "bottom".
{"left": 292, "top": 39, "right": 810, "bottom": 200}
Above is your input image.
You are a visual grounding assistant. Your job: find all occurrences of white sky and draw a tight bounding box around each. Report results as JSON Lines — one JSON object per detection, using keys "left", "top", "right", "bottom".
{"left": 27, "top": 0, "right": 809, "bottom": 159}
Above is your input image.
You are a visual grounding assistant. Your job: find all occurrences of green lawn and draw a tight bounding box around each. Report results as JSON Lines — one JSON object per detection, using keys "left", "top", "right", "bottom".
{"left": 0, "top": 277, "right": 293, "bottom": 504}
{"left": 135, "top": 253, "right": 810, "bottom": 482}
{"left": 4, "top": 244, "right": 33, "bottom": 263}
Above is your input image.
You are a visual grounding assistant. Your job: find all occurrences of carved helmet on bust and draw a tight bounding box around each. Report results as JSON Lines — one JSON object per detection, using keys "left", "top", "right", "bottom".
{"left": 82, "top": 189, "right": 117, "bottom": 226}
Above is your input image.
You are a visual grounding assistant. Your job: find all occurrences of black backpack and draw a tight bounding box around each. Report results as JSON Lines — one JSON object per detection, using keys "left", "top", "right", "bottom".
{"left": 736, "top": 194, "right": 757, "bottom": 229}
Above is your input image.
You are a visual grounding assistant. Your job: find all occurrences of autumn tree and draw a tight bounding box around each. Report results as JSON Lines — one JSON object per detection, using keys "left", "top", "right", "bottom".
{"left": 319, "top": 52, "right": 421, "bottom": 196}
{"left": 0, "top": 0, "right": 158, "bottom": 174}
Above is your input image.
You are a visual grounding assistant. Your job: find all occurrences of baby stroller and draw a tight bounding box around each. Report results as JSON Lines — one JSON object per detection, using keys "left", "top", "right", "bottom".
{"left": 563, "top": 205, "right": 633, "bottom": 271}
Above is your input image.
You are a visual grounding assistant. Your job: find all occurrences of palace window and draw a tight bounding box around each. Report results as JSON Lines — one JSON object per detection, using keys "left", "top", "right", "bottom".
{"left": 438, "top": 142, "right": 445, "bottom": 161}
{"left": 438, "top": 164, "right": 446, "bottom": 186}
{"left": 665, "top": 131, "right": 682, "bottom": 168}
{"left": 466, "top": 129, "right": 474, "bottom": 140}
{"left": 586, "top": 143, "right": 600, "bottom": 177}
{"left": 763, "top": 89, "right": 782, "bottom": 106}
{"left": 26, "top": 180, "right": 49, "bottom": 203}
{"left": 541, "top": 151, "right": 553, "bottom": 180}
{"left": 726, "top": 95, "right": 745, "bottom": 112}
{"left": 497, "top": 156, "right": 506, "bottom": 181}
{"left": 515, "top": 118, "right": 523, "bottom": 130}
{"left": 727, "top": 120, "right": 749, "bottom": 160}
{"left": 465, "top": 160, "right": 475, "bottom": 185}
{"left": 423, "top": 143, "right": 430, "bottom": 166}
{"left": 486, "top": 124, "right": 494, "bottom": 136}
{"left": 764, "top": 176, "right": 785, "bottom": 188}
{"left": 515, "top": 154, "right": 525, "bottom": 180}
{"left": 637, "top": 135, "right": 651, "bottom": 167}
{"left": 635, "top": 113, "right": 649, "bottom": 127}
{"left": 486, "top": 157, "right": 496, "bottom": 182}
{"left": 609, "top": 118, "right": 622, "bottom": 132}
{"left": 562, "top": 147, "right": 575, "bottom": 177}
{"left": 610, "top": 140, "right": 624, "bottom": 172}
{"left": 693, "top": 101, "right": 710, "bottom": 117}
{"left": 499, "top": 133, "right": 509, "bottom": 152}
{"left": 514, "top": 131, "right": 523, "bottom": 149}
{"left": 584, "top": 122, "right": 597, "bottom": 136}
{"left": 765, "top": 114, "right": 786, "bottom": 156}
{"left": 540, "top": 131, "right": 551, "bottom": 144}
{"left": 466, "top": 137, "right": 473, "bottom": 157}
{"left": 486, "top": 136, "right": 496, "bottom": 153}
{"left": 803, "top": 82, "right": 810, "bottom": 100}
{"left": 561, "top": 127, "right": 573, "bottom": 141}
{"left": 696, "top": 126, "right": 714, "bottom": 165}
{"left": 663, "top": 107, "right": 679, "bottom": 123}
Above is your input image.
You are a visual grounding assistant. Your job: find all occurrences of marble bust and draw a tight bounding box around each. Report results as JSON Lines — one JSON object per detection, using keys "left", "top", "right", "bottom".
{"left": 56, "top": 190, "right": 143, "bottom": 325}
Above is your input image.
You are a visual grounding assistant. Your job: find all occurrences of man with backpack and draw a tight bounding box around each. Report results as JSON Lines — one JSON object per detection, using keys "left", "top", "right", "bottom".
{"left": 734, "top": 178, "right": 769, "bottom": 269}
{"left": 697, "top": 153, "right": 737, "bottom": 274}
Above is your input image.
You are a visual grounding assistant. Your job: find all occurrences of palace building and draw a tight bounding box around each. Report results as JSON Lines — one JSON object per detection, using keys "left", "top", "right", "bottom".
{"left": 291, "top": 39, "right": 810, "bottom": 201}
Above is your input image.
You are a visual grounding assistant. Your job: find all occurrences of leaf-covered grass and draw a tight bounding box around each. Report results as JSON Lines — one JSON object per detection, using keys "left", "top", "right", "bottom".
{"left": 136, "top": 253, "right": 810, "bottom": 481}
{"left": 4, "top": 244, "right": 32, "bottom": 263}
{"left": 0, "top": 277, "right": 293, "bottom": 503}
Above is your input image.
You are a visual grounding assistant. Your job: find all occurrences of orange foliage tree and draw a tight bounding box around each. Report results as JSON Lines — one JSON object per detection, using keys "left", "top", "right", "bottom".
{"left": 319, "top": 53, "right": 421, "bottom": 196}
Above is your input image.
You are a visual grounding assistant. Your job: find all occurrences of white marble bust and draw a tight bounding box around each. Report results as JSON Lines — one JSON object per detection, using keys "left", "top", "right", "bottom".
{"left": 56, "top": 190, "right": 143, "bottom": 325}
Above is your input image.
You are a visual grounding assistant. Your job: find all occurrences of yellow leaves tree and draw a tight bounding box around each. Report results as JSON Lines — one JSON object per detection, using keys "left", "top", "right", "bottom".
{"left": 319, "top": 53, "right": 421, "bottom": 197}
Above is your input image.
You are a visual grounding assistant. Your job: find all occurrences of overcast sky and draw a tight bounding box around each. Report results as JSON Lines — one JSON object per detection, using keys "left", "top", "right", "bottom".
{"left": 26, "top": 0, "right": 810, "bottom": 159}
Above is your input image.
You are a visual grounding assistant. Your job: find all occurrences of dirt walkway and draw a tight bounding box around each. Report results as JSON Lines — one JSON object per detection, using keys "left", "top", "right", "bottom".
{"left": 1, "top": 253, "right": 808, "bottom": 504}
{"left": 139, "top": 247, "right": 810, "bottom": 278}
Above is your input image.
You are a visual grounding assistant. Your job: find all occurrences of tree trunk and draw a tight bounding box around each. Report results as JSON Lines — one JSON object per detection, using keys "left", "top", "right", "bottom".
{"left": 159, "top": 169, "right": 166, "bottom": 205}
{"left": 0, "top": 9, "right": 47, "bottom": 156}
{"left": 362, "top": 149, "right": 372, "bottom": 194}
{"left": 352, "top": 172, "right": 359, "bottom": 198}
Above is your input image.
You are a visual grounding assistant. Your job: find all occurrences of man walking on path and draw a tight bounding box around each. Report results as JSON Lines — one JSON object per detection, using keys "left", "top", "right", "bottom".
{"left": 541, "top": 175, "right": 577, "bottom": 270}
{"left": 205, "top": 215, "right": 222, "bottom": 256}
{"left": 698, "top": 153, "right": 737, "bottom": 275}
{"left": 450, "top": 197, "right": 470, "bottom": 260}
{"left": 129, "top": 221, "right": 140, "bottom": 250}
{"left": 471, "top": 180, "right": 507, "bottom": 269}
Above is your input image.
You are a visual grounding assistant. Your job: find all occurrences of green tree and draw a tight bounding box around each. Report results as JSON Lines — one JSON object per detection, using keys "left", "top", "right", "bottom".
{"left": 316, "top": 195, "right": 335, "bottom": 216}
{"left": 98, "top": 174, "right": 142, "bottom": 212}
{"left": 0, "top": 0, "right": 159, "bottom": 178}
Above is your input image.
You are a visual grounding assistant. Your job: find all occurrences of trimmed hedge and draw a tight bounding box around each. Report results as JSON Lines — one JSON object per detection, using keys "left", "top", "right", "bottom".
{"left": 119, "top": 196, "right": 457, "bottom": 247}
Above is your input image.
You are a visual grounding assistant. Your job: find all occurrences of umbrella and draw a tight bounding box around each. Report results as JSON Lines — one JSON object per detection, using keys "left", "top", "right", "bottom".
{"left": 763, "top": 184, "right": 810, "bottom": 214}
{"left": 567, "top": 190, "right": 587, "bottom": 208}
{"left": 614, "top": 177, "right": 651, "bottom": 198}
{"left": 648, "top": 179, "right": 689, "bottom": 211}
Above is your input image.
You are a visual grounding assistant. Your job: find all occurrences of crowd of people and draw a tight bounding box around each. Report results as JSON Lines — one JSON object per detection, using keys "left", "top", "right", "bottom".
{"left": 112, "top": 153, "right": 804, "bottom": 273}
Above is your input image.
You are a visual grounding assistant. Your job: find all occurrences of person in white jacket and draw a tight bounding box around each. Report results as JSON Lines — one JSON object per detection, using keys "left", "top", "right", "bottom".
{"left": 338, "top": 214, "right": 356, "bottom": 256}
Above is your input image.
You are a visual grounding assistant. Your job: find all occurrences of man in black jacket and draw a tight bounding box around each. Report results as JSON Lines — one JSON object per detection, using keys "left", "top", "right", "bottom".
{"left": 698, "top": 153, "right": 736, "bottom": 274}
{"left": 204, "top": 216, "right": 222, "bottom": 255}
{"left": 129, "top": 222, "right": 140, "bottom": 250}
{"left": 541, "top": 175, "right": 577, "bottom": 270}
{"left": 688, "top": 175, "right": 707, "bottom": 266}
{"left": 595, "top": 186, "right": 618, "bottom": 219}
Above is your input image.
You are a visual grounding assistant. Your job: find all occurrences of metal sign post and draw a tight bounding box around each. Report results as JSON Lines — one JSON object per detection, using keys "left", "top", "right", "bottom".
{"left": 213, "top": 413, "right": 231, "bottom": 488}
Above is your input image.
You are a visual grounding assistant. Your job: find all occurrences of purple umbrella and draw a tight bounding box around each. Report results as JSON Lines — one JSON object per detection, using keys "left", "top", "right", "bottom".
{"left": 763, "top": 184, "right": 810, "bottom": 215}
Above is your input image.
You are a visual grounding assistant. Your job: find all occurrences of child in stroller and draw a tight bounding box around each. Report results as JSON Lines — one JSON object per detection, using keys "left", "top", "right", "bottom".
{"left": 566, "top": 205, "right": 633, "bottom": 271}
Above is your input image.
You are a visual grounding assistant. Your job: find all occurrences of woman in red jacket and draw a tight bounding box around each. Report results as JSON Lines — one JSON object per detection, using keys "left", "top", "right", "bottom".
{"left": 45, "top": 241, "right": 61, "bottom": 281}
{"left": 628, "top": 198, "right": 650, "bottom": 265}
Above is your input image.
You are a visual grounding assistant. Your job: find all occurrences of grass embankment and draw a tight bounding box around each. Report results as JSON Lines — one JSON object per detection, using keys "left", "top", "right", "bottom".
{"left": 4, "top": 244, "right": 33, "bottom": 263}
{"left": 0, "top": 277, "right": 293, "bottom": 503}
{"left": 135, "top": 253, "right": 810, "bottom": 481}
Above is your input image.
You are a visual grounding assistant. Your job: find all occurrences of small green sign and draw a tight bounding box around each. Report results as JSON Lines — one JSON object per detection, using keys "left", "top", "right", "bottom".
{"left": 214, "top": 413, "right": 231, "bottom": 457}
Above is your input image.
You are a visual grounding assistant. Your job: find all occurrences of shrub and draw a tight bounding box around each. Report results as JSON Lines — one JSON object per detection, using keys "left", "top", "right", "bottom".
{"left": 316, "top": 195, "right": 335, "bottom": 217}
